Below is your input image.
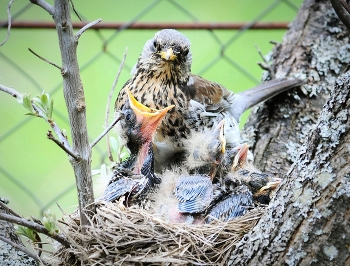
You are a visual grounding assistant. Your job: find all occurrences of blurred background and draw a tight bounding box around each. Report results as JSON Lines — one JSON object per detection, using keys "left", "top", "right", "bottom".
{"left": 0, "top": 0, "right": 302, "bottom": 219}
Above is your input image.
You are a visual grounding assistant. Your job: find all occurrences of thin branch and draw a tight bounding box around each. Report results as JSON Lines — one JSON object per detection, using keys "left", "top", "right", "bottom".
{"left": 29, "top": 0, "right": 54, "bottom": 16}
{"left": 47, "top": 131, "right": 79, "bottom": 160}
{"left": 0, "top": 212, "right": 71, "bottom": 248}
{"left": 1, "top": 87, "right": 79, "bottom": 167}
{"left": 0, "top": 201, "right": 21, "bottom": 218}
{"left": 75, "top": 19, "right": 102, "bottom": 40}
{"left": 330, "top": 0, "right": 350, "bottom": 30}
{"left": 0, "top": 0, "right": 15, "bottom": 47}
{"left": 0, "top": 235, "right": 49, "bottom": 265}
{"left": 255, "top": 44, "right": 275, "bottom": 79}
{"left": 90, "top": 116, "right": 122, "bottom": 149}
{"left": 341, "top": 0, "right": 350, "bottom": 14}
{"left": 0, "top": 83, "right": 22, "bottom": 100}
{"left": 28, "top": 48, "right": 62, "bottom": 71}
{"left": 69, "top": 0, "right": 82, "bottom": 22}
{"left": 105, "top": 47, "right": 128, "bottom": 162}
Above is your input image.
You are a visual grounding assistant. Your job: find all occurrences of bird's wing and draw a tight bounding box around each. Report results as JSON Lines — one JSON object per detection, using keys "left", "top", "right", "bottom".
{"left": 206, "top": 185, "right": 253, "bottom": 223}
{"left": 99, "top": 178, "right": 138, "bottom": 202}
{"left": 191, "top": 74, "right": 230, "bottom": 106}
{"left": 174, "top": 175, "right": 213, "bottom": 213}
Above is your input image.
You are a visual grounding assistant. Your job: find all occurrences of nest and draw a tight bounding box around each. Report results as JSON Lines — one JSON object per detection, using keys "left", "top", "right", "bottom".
{"left": 54, "top": 202, "right": 264, "bottom": 265}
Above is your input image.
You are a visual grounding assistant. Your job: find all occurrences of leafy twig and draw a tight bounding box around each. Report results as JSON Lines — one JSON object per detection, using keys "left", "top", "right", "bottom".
{"left": 0, "top": 212, "right": 71, "bottom": 248}
{"left": 0, "top": 84, "right": 78, "bottom": 162}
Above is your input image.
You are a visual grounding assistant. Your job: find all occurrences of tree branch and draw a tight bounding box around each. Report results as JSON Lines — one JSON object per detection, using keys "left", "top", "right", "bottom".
{"left": 330, "top": 0, "right": 350, "bottom": 30}
{"left": 0, "top": 83, "right": 77, "bottom": 164}
{"left": 28, "top": 48, "right": 62, "bottom": 71}
{"left": 0, "top": 235, "right": 50, "bottom": 265}
{"left": 30, "top": 0, "right": 54, "bottom": 16}
{"left": 340, "top": 0, "right": 350, "bottom": 14}
{"left": 0, "top": 83, "right": 22, "bottom": 100}
{"left": 0, "top": 212, "right": 71, "bottom": 248}
{"left": 0, "top": 0, "right": 15, "bottom": 47}
{"left": 90, "top": 116, "right": 122, "bottom": 149}
{"left": 69, "top": 0, "right": 82, "bottom": 21}
{"left": 0, "top": 200, "right": 21, "bottom": 218}
{"left": 105, "top": 48, "right": 127, "bottom": 162}
{"left": 52, "top": 0, "right": 95, "bottom": 227}
{"left": 47, "top": 130, "right": 79, "bottom": 160}
{"left": 75, "top": 19, "right": 102, "bottom": 41}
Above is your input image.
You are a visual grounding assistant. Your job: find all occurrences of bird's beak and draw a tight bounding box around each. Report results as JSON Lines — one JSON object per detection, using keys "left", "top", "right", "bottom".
{"left": 231, "top": 143, "right": 249, "bottom": 171}
{"left": 210, "top": 120, "right": 226, "bottom": 154}
{"left": 219, "top": 121, "right": 226, "bottom": 154}
{"left": 126, "top": 88, "right": 175, "bottom": 134}
{"left": 159, "top": 47, "right": 177, "bottom": 61}
{"left": 258, "top": 178, "right": 282, "bottom": 192}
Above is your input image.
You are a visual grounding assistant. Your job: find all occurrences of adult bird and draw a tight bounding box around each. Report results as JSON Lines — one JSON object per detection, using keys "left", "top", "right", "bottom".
{"left": 100, "top": 88, "right": 174, "bottom": 208}
{"left": 115, "top": 29, "right": 304, "bottom": 173}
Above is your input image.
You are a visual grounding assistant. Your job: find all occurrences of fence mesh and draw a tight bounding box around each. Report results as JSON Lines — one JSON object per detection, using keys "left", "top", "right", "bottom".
{"left": 0, "top": 0, "right": 302, "bottom": 218}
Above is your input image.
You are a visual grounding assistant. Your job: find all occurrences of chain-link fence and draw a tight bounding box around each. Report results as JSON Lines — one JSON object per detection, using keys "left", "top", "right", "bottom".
{"left": 0, "top": 0, "right": 302, "bottom": 218}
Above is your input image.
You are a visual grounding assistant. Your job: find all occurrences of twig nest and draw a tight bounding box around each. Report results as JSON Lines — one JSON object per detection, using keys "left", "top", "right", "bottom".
{"left": 55, "top": 202, "right": 264, "bottom": 265}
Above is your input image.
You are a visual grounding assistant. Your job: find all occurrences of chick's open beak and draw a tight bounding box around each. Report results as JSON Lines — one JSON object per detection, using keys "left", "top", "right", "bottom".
{"left": 159, "top": 47, "right": 177, "bottom": 61}
{"left": 127, "top": 88, "right": 175, "bottom": 136}
{"left": 258, "top": 178, "right": 282, "bottom": 192}
{"left": 232, "top": 143, "right": 249, "bottom": 171}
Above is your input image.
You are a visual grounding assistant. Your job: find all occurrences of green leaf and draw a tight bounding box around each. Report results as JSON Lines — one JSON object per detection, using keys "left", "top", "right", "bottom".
{"left": 43, "top": 209, "right": 59, "bottom": 235}
{"left": 40, "top": 91, "right": 48, "bottom": 106}
{"left": 49, "top": 97, "right": 54, "bottom": 119}
{"left": 15, "top": 225, "right": 37, "bottom": 242}
{"left": 24, "top": 113, "right": 38, "bottom": 117}
{"left": 22, "top": 94, "right": 34, "bottom": 113}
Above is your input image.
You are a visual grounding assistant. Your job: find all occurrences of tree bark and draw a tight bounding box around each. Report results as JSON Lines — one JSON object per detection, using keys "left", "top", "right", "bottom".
{"left": 52, "top": 0, "right": 95, "bottom": 226}
{"left": 229, "top": 0, "right": 350, "bottom": 264}
{"left": 0, "top": 198, "right": 37, "bottom": 266}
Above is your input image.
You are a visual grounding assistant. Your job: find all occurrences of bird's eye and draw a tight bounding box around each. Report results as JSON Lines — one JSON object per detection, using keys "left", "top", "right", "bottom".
{"left": 125, "top": 112, "right": 132, "bottom": 121}
{"left": 183, "top": 49, "right": 189, "bottom": 56}
{"left": 153, "top": 40, "right": 158, "bottom": 49}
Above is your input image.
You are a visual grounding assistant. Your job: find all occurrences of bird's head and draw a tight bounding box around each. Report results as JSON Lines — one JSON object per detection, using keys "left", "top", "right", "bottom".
{"left": 120, "top": 88, "right": 175, "bottom": 148}
{"left": 135, "top": 29, "right": 193, "bottom": 84}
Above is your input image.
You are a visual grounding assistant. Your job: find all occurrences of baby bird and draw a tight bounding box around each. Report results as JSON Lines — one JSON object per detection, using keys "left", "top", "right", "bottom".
{"left": 205, "top": 143, "right": 282, "bottom": 223}
{"left": 100, "top": 88, "right": 174, "bottom": 208}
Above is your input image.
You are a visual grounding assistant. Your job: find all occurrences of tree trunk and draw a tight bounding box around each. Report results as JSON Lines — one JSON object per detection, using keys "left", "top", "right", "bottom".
{"left": 229, "top": 0, "right": 350, "bottom": 264}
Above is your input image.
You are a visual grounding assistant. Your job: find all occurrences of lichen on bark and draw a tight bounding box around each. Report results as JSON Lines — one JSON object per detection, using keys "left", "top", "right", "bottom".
{"left": 229, "top": 0, "right": 350, "bottom": 265}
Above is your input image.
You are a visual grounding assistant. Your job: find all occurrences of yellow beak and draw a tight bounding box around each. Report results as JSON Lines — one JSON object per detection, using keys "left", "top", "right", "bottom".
{"left": 159, "top": 47, "right": 177, "bottom": 61}
{"left": 126, "top": 87, "right": 175, "bottom": 134}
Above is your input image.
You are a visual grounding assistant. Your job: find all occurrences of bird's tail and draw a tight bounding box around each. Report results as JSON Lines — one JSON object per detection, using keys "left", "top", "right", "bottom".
{"left": 230, "top": 78, "right": 304, "bottom": 122}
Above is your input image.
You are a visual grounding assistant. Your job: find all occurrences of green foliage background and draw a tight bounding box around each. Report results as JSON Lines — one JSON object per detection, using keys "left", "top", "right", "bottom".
{"left": 0, "top": 0, "right": 302, "bottom": 218}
